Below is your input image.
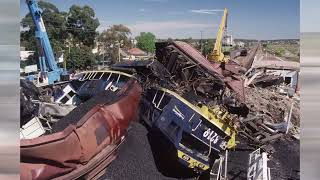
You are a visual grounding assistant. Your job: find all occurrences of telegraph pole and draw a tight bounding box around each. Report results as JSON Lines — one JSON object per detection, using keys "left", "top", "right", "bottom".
{"left": 118, "top": 44, "right": 121, "bottom": 62}
{"left": 200, "top": 30, "right": 203, "bottom": 53}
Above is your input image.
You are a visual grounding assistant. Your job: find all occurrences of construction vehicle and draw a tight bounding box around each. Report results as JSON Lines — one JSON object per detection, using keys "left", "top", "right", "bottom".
{"left": 25, "top": 0, "right": 68, "bottom": 87}
{"left": 208, "top": 8, "right": 232, "bottom": 63}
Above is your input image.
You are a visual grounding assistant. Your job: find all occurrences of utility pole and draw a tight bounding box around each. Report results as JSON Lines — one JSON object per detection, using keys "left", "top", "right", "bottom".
{"left": 63, "top": 55, "right": 67, "bottom": 71}
{"left": 116, "top": 40, "right": 123, "bottom": 62}
{"left": 63, "top": 45, "right": 70, "bottom": 71}
{"left": 64, "top": 45, "right": 70, "bottom": 71}
{"left": 200, "top": 30, "right": 203, "bottom": 53}
{"left": 118, "top": 44, "right": 120, "bottom": 62}
{"left": 102, "top": 51, "right": 105, "bottom": 67}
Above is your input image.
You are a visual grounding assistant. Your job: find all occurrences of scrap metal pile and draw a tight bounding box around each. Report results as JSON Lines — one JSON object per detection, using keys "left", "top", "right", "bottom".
{"left": 20, "top": 41, "right": 300, "bottom": 179}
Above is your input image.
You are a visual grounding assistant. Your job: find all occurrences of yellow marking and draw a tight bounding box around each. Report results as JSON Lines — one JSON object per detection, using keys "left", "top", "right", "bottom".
{"left": 177, "top": 150, "right": 209, "bottom": 170}
{"left": 227, "top": 132, "right": 236, "bottom": 149}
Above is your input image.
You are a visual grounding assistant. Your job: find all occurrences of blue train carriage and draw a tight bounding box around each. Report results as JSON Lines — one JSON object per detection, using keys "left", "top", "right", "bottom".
{"left": 141, "top": 87, "right": 237, "bottom": 172}
{"left": 55, "top": 70, "right": 136, "bottom": 104}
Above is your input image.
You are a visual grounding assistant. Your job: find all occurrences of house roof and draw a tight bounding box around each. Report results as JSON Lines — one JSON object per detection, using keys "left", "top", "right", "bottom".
{"left": 127, "top": 48, "right": 147, "bottom": 56}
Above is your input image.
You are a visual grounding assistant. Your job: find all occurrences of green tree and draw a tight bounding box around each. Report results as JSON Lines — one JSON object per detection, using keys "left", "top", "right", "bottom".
{"left": 66, "top": 46, "right": 96, "bottom": 70}
{"left": 202, "top": 39, "right": 215, "bottom": 57}
{"left": 21, "top": 1, "right": 100, "bottom": 70}
{"left": 136, "top": 32, "right": 156, "bottom": 53}
{"left": 66, "top": 5, "right": 100, "bottom": 47}
{"left": 98, "top": 24, "right": 132, "bottom": 63}
{"left": 20, "top": 1, "right": 68, "bottom": 56}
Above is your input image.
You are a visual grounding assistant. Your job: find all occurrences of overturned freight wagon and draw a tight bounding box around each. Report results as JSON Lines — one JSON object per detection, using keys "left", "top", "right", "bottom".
{"left": 20, "top": 71, "right": 142, "bottom": 180}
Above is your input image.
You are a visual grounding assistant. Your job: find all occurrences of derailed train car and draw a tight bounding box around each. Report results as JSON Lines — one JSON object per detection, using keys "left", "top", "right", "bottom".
{"left": 140, "top": 87, "right": 237, "bottom": 172}
{"left": 20, "top": 40, "right": 245, "bottom": 179}
{"left": 20, "top": 71, "right": 142, "bottom": 179}
{"left": 55, "top": 70, "right": 138, "bottom": 105}
{"left": 112, "top": 41, "right": 243, "bottom": 173}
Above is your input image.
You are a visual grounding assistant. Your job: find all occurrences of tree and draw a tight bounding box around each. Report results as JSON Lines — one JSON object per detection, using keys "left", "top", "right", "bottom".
{"left": 183, "top": 37, "right": 193, "bottom": 44}
{"left": 202, "top": 39, "right": 215, "bottom": 57}
{"left": 136, "top": 32, "right": 156, "bottom": 53}
{"left": 66, "top": 46, "right": 96, "bottom": 70}
{"left": 21, "top": 1, "right": 100, "bottom": 70}
{"left": 167, "top": 38, "right": 173, "bottom": 42}
{"left": 66, "top": 5, "right": 100, "bottom": 47}
{"left": 98, "top": 24, "right": 132, "bottom": 63}
{"left": 20, "top": 1, "right": 68, "bottom": 56}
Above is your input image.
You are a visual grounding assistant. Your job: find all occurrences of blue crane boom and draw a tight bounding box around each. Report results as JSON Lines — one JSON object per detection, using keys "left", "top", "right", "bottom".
{"left": 26, "top": 0, "right": 64, "bottom": 85}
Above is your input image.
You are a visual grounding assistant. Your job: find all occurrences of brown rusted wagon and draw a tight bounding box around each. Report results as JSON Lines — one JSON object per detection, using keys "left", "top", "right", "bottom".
{"left": 21, "top": 79, "right": 142, "bottom": 180}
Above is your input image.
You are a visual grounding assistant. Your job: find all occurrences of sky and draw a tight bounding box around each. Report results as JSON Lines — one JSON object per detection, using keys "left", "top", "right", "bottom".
{"left": 20, "top": 0, "right": 300, "bottom": 40}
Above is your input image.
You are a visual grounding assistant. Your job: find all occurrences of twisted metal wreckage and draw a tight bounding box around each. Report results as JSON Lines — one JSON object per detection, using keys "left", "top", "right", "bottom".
{"left": 20, "top": 41, "right": 289, "bottom": 179}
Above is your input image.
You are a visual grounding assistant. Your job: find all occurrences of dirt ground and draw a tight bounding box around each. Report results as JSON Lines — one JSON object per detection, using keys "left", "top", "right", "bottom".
{"left": 102, "top": 123, "right": 300, "bottom": 180}
{"left": 101, "top": 122, "right": 197, "bottom": 180}
{"left": 227, "top": 136, "right": 300, "bottom": 180}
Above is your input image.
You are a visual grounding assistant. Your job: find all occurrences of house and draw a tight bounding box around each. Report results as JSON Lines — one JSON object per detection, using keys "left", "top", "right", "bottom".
{"left": 122, "top": 48, "right": 149, "bottom": 60}
{"left": 236, "top": 41, "right": 245, "bottom": 47}
{"left": 20, "top": 47, "right": 34, "bottom": 61}
{"left": 252, "top": 60, "right": 300, "bottom": 92}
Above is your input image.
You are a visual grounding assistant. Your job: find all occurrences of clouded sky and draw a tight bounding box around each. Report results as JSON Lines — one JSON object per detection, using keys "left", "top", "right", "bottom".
{"left": 20, "top": 0, "right": 300, "bottom": 40}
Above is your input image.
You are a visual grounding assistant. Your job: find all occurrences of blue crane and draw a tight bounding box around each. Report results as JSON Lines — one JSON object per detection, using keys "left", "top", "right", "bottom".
{"left": 25, "top": 0, "right": 68, "bottom": 86}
